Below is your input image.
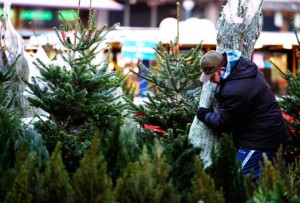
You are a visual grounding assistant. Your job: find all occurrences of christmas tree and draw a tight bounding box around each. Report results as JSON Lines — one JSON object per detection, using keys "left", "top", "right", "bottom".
{"left": 25, "top": 8, "right": 124, "bottom": 171}
{"left": 124, "top": 3, "right": 202, "bottom": 200}
{"left": 124, "top": 2, "right": 202, "bottom": 142}
{"left": 272, "top": 22, "right": 300, "bottom": 164}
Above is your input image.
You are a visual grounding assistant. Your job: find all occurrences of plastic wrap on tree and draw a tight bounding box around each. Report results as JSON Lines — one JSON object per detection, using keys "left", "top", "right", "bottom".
{"left": 0, "top": 21, "right": 7, "bottom": 73}
{"left": 3, "top": 0, "right": 30, "bottom": 117}
{"left": 189, "top": 82, "right": 220, "bottom": 168}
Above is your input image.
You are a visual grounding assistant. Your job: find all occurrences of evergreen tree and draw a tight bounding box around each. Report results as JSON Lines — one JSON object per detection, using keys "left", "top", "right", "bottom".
{"left": 100, "top": 117, "right": 141, "bottom": 185}
{"left": 0, "top": 64, "right": 20, "bottom": 169}
{"left": 4, "top": 165, "right": 32, "bottom": 203}
{"left": 38, "top": 142, "right": 74, "bottom": 203}
{"left": 0, "top": 59, "right": 48, "bottom": 201}
{"left": 0, "top": 141, "right": 44, "bottom": 202}
{"left": 249, "top": 150, "right": 300, "bottom": 202}
{"left": 207, "top": 134, "right": 248, "bottom": 203}
{"left": 124, "top": 40, "right": 202, "bottom": 201}
{"left": 272, "top": 21, "right": 300, "bottom": 164}
{"left": 273, "top": 62, "right": 300, "bottom": 164}
{"left": 125, "top": 41, "right": 202, "bottom": 141}
{"left": 25, "top": 9, "right": 124, "bottom": 172}
{"left": 72, "top": 135, "right": 114, "bottom": 203}
{"left": 186, "top": 156, "right": 224, "bottom": 203}
{"left": 114, "top": 143, "right": 180, "bottom": 203}
{"left": 123, "top": 4, "right": 202, "bottom": 200}
{"left": 287, "top": 158, "right": 300, "bottom": 196}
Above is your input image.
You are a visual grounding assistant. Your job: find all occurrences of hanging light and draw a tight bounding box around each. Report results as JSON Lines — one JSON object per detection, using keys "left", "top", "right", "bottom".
{"left": 183, "top": 0, "right": 195, "bottom": 20}
{"left": 274, "top": 11, "right": 283, "bottom": 27}
{"left": 183, "top": 0, "right": 195, "bottom": 12}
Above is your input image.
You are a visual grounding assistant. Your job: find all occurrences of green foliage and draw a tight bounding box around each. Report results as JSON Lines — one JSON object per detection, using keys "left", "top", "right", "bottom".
{"left": 38, "top": 142, "right": 74, "bottom": 203}
{"left": 249, "top": 150, "right": 300, "bottom": 202}
{"left": 25, "top": 10, "right": 124, "bottom": 172}
{"left": 4, "top": 165, "right": 32, "bottom": 203}
{"left": 208, "top": 134, "right": 248, "bottom": 203}
{"left": 122, "top": 77, "right": 136, "bottom": 102}
{"left": 166, "top": 132, "right": 201, "bottom": 202}
{"left": 272, "top": 62, "right": 300, "bottom": 163}
{"left": 0, "top": 169, "right": 15, "bottom": 203}
{"left": 100, "top": 118, "right": 141, "bottom": 185}
{"left": 272, "top": 21, "right": 300, "bottom": 164}
{"left": 72, "top": 135, "right": 114, "bottom": 203}
{"left": 124, "top": 42, "right": 202, "bottom": 139}
{"left": 0, "top": 67, "right": 48, "bottom": 168}
{"left": 114, "top": 143, "right": 180, "bottom": 203}
{"left": 287, "top": 158, "right": 300, "bottom": 195}
{"left": 0, "top": 66, "right": 19, "bottom": 169}
{"left": 3, "top": 147, "right": 46, "bottom": 203}
{"left": 186, "top": 156, "right": 224, "bottom": 203}
{"left": 123, "top": 41, "right": 203, "bottom": 201}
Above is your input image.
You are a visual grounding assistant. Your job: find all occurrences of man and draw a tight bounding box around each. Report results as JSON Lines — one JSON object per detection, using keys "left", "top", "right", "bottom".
{"left": 196, "top": 49, "right": 288, "bottom": 181}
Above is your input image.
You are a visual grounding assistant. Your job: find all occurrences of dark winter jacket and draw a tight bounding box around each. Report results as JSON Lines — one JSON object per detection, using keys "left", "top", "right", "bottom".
{"left": 203, "top": 56, "right": 289, "bottom": 150}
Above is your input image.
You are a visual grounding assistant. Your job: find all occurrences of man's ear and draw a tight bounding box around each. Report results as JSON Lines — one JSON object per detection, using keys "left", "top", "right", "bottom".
{"left": 220, "top": 67, "right": 226, "bottom": 71}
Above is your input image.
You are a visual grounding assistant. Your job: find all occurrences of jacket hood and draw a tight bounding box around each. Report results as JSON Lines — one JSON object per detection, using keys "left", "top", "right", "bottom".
{"left": 225, "top": 56, "right": 258, "bottom": 81}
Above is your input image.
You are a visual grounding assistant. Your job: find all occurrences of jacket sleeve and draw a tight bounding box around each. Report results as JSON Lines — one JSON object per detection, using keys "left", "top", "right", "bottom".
{"left": 202, "top": 90, "right": 250, "bottom": 131}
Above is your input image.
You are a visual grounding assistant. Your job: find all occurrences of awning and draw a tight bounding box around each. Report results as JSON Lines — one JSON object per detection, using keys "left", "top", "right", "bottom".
{"left": 262, "top": 0, "right": 300, "bottom": 12}
{"left": 0, "top": 0, "right": 124, "bottom": 10}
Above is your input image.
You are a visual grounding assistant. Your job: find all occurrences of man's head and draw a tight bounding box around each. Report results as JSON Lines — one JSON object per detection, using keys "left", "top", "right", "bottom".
{"left": 200, "top": 50, "right": 224, "bottom": 83}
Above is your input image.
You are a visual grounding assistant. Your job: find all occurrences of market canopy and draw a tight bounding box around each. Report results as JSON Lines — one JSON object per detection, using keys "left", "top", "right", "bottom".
{"left": 0, "top": 0, "right": 124, "bottom": 10}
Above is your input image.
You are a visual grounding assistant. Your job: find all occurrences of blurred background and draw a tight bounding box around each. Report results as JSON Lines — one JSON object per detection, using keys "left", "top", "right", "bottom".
{"left": 2, "top": 0, "right": 300, "bottom": 97}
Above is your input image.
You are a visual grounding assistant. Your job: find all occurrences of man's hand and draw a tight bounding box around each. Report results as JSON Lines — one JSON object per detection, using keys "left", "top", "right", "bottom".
{"left": 196, "top": 107, "right": 213, "bottom": 122}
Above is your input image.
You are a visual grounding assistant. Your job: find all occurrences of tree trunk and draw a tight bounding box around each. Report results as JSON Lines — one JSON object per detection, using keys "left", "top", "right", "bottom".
{"left": 188, "top": 0, "right": 264, "bottom": 168}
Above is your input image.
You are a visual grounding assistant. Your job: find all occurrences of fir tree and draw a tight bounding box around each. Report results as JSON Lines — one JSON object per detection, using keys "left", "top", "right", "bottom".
{"left": 186, "top": 156, "right": 224, "bottom": 203}
{"left": 100, "top": 117, "right": 141, "bottom": 185}
{"left": 249, "top": 151, "right": 300, "bottom": 202}
{"left": 287, "top": 158, "right": 300, "bottom": 196}
{"left": 25, "top": 9, "right": 124, "bottom": 172}
{"left": 124, "top": 41, "right": 202, "bottom": 140}
{"left": 123, "top": 3, "right": 202, "bottom": 200}
{"left": 38, "top": 142, "right": 74, "bottom": 203}
{"left": 3, "top": 150, "right": 43, "bottom": 203}
{"left": 123, "top": 39, "right": 202, "bottom": 200}
{"left": 72, "top": 135, "right": 114, "bottom": 203}
{"left": 0, "top": 64, "right": 20, "bottom": 169}
{"left": 0, "top": 59, "right": 48, "bottom": 201}
{"left": 272, "top": 62, "right": 300, "bottom": 164}
{"left": 272, "top": 20, "right": 300, "bottom": 164}
{"left": 114, "top": 143, "right": 180, "bottom": 203}
{"left": 207, "top": 134, "right": 248, "bottom": 203}
{"left": 4, "top": 165, "right": 32, "bottom": 203}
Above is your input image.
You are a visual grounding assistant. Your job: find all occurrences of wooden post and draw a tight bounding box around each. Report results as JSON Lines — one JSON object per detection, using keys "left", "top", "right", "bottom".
{"left": 188, "top": 0, "right": 264, "bottom": 168}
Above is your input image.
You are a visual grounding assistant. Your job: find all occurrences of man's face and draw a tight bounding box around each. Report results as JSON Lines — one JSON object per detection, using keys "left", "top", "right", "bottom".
{"left": 210, "top": 66, "right": 226, "bottom": 84}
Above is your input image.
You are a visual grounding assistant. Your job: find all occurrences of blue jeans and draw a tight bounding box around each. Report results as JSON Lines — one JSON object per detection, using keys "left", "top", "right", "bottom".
{"left": 237, "top": 149, "right": 277, "bottom": 182}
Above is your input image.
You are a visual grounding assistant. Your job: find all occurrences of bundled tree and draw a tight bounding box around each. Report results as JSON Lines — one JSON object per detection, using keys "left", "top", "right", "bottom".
{"left": 2, "top": 0, "right": 31, "bottom": 117}
{"left": 25, "top": 9, "right": 124, "bottom": 172}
